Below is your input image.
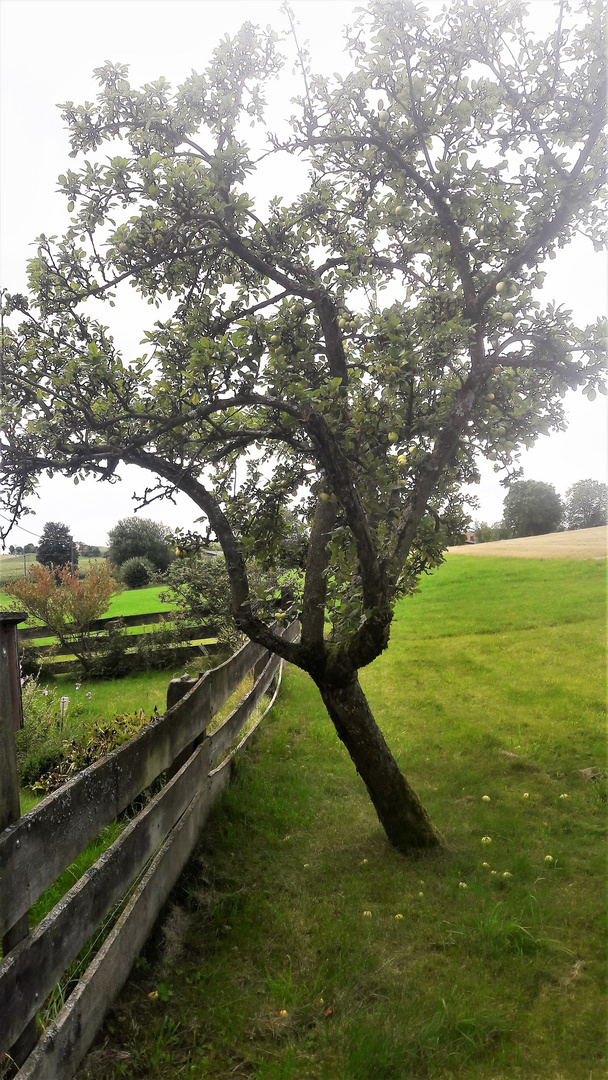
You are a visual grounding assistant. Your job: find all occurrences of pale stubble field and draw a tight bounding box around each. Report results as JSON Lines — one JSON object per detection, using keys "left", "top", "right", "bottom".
{"left": 448, "top": 525, "right": 607, "bottom": 559}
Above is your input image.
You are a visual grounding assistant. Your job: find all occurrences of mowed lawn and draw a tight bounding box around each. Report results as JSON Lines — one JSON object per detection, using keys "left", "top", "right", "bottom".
{"left": 0, "top": 582, "right": 174, "bottom": 616}
{"left": 70, "top": 557, "right": 604, "bottom": 1080}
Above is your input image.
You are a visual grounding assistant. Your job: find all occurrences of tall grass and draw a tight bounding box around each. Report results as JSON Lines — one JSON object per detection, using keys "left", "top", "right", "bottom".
{"left": 63, "top": 558, "right": 605, "bottom": 1079}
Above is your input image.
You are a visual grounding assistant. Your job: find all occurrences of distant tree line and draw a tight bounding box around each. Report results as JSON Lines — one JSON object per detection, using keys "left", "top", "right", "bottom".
{"left": 7, "top": 530, "right": 99, "bottom": 561}
{"left": 474, "top": 478, "right": 608, "bottom": 542}
{"left": 7, "top": 542, "right": 37, "bottom": 555}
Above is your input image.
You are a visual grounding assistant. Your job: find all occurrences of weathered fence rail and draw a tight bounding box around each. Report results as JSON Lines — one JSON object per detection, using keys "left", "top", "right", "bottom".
{"left": 18, "top": 612, "right": 223, "bottom": 675}
{"left": 18, "top": 623, "right": 215, "bottom": 653}
{"left": 17, "top": 611, "right": 187, "bottom": 640}
{"left": 0, "top": 614, "right": 299, "bottom": 1078}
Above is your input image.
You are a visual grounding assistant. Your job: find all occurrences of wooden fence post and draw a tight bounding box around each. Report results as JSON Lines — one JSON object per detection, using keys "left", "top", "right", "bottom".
{"left": 165, "top": 675, "right": 204, "bottom": 782}
{"left": 0, "top": 610, "right": 38, "bottom": 1067}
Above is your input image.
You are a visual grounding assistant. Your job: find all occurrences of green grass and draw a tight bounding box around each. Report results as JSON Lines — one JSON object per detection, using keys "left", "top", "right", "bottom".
{"left": 0, "top": 579, "right": 174, "bottom": 615}
{"left": 0, "top": 552, "right": 39, "bottom": 585}
{"left": 106, "top": 585, "right": 176, "bottom": 618}
{"left": 0, "top": 554, "right": 107, "bottom": 589}
{"left": 72, "top": 557, "right": 606, "bottom": 1080}
{"left": 8, "top": 583, "right": 180, "bottom": 658}
{"left": 52, "top": 667, "right": 189, "bottom": 727}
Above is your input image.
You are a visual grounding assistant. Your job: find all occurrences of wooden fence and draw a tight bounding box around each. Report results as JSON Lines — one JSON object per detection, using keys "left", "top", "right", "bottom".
{"left": 18, "top": 611, "right": 222, "bottom": 675}
{"left": 0, "top": 614, "right": 299, "bottom": 1079}
{"left": 16, "top": 611, "right": 178, "bottom": 640}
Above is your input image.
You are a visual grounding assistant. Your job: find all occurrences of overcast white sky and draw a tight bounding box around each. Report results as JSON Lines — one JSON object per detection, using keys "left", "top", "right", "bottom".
{"left": 1, "top": 0, "right": 606, "bottom": 546}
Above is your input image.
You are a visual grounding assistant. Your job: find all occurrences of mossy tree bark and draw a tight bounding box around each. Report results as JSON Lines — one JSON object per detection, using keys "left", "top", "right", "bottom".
{"left": 318, "top": 673, "right": 443, "bottom": 853}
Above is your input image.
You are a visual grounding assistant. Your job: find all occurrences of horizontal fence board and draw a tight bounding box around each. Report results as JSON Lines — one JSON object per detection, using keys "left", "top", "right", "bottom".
{"left": 208, "top": 653, "right": 280, "bottom": 768}
{"left": 0, "top": 636, "right": 269, "bottom": 936}
{"left": 0, "top": 739, "right": 211, "bottom": 1056}
{"left": 0, "top": 709, "right": 206, "bottom": 939}
{"left": 207, "top": 621, "right": 297, "bottom": 782}
{"left": 32, "top": 644, "right": 222, "bottom": 676}
{"left": 164, "top": 636, "right": 270, "bottom": 751}
{"left": 17, "top": 612, "right": 184, "bottom": 641}
{"left": 18, "top": 766, "right": 231, "bottom": 1080}
{"left": 209, "top": 659, "right": 287, "bottom": 782}
{"left": 19, "top": 625, "right": 215, "bottom": 656}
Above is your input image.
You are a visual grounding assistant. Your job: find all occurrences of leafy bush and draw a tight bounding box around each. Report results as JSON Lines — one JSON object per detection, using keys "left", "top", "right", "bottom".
{"left": 161, "top": 552, "right": 302, "bottom": 645}
{"left": 108, "top": 517, "right": 173, "bottom": 572}
{"left": 16, "top": 674, "right": 84, "bottom": 785}
{"left": 86, "top": 621, "right": 132, "bottom": 679}
{"left": 35, "top": 709, "right": 157, "bottom": 794}
{"left": 120, "top": 556, "right": 155, "bottom": 589}
{"left": 5, "top": 562, "right": 121, "bottom": 674}
{"left": 474, "top": 521, "right": 500, "bottom": 544}
{"left": 18, "top": 639, "right": 51, "bottom": 678}
{"left": 85, "top": 617, "right": 212, "bottom": 678}
{"left": 132, "top": 618, "right": 197, "bottom": 671}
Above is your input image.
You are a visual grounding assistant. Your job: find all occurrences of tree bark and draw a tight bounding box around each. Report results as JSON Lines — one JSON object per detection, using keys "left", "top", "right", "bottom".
{"left": 317, "top": 674, "right": 443, "bottom": 854}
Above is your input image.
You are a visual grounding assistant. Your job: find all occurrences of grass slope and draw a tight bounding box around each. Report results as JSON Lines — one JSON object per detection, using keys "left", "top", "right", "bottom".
{"left": 0, "top": 580, "right": 173, "bottom": 614}
{"left": 106, "top": 586, "right": 176, "bottom": 618}
{"left": 447, "top": 525, "right": 607, "bottom": 559}
{"left": 70, "top": 558, "right": 605, "bottom": 1080}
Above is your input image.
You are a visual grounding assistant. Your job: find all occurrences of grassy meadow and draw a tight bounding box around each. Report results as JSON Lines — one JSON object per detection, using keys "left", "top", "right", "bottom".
{"left": 0, "top": 580, "right": 174, "bottom": 618}
{"left": 0, "top": 553, "right": 108, "bottom": 588}
{"left": 69, "top": 555, "right": 605, "bottom": 1080}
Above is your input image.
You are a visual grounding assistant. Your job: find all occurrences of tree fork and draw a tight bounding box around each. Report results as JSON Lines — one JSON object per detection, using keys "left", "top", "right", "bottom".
{"left": 317, "top": 674, "right": 444, "bottom": 854}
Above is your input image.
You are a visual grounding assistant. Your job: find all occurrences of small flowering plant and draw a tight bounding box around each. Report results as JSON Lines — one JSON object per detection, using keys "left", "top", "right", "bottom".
{"left": 16, "top": 674, "right": 81, "bottom": 785}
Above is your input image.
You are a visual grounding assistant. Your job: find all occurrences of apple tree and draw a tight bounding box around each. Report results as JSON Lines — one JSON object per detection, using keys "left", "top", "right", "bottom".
{"left": 0, "top": 0, "right": 605, "bottom": 853}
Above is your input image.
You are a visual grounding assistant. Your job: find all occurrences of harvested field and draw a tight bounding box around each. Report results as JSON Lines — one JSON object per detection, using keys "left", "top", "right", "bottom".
{"left": 448, "top": 524, "right": 607, "bottom": 559}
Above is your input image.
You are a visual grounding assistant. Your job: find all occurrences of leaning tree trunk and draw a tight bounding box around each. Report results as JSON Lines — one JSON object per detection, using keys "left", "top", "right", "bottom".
{"left": 318, "top": 674, "right": 443, "bottom": 854}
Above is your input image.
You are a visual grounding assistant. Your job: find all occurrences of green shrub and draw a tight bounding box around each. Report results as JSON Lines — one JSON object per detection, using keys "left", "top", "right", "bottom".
{"left": 86, "top": 622, "right": 131, "bottom": 679}
{"left": 16, "top": 674, "right": 84, "bottom": 785}
{"left": 19, "top": 639, "right": 49, "bottom": 678}
{"left": 35, "top": 709, "right": 156, "bottom": 794}
{"left": 132, "top": 618, "right": 195, "bottom": 671}
{"left": 161, "top": 553, "right": 302, "bottom": 642}
{"left": 120, "top": 557, "right": 155, "bottom": 589}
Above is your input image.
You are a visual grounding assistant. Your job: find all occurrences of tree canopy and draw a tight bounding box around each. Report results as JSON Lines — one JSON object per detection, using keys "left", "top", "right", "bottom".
{"left": 107, "top": 516, "right": 173, "bottom": 571}
{"left": 36, "top": 521, "right": 78, "bottom": 572}
{"left": 565, "top": 478, "right": 608, "bottom": 530}
{"left": 502, "top": 479, "right": 564, "bottom": 537}
{"left": 0, "top": 0, "right": 605, "bottom": 852}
